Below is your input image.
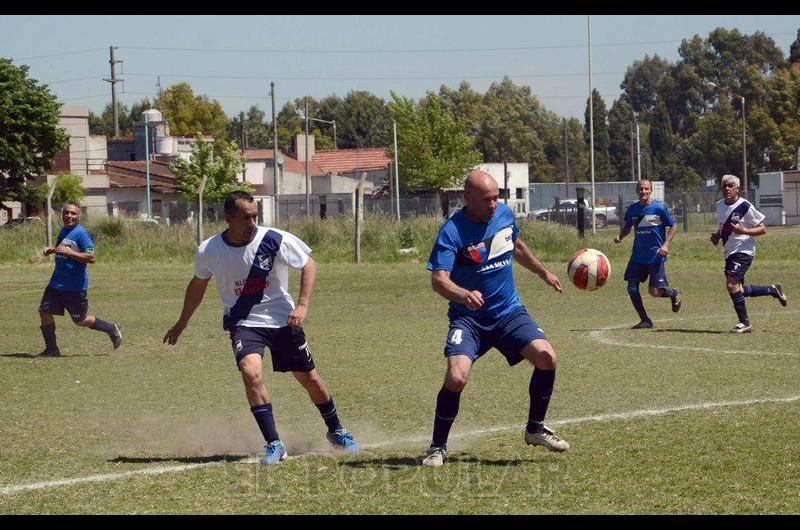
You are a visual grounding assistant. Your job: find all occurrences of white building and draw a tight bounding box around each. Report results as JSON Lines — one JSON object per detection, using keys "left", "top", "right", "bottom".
{"left": 475, "top": 162, "right": 529, "bottom": 218}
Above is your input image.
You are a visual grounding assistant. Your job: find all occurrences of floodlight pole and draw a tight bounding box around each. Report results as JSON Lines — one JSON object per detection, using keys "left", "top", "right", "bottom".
{"left": 587, "top": 14, "right": 596, "bottom": 234}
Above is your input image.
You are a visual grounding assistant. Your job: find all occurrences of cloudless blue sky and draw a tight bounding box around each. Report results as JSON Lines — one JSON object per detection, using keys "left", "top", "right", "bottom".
{"left": 3, "top": 14, "right": 799, "bottom": 121}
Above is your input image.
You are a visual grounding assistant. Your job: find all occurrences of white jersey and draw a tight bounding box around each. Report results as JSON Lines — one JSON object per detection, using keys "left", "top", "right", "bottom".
{"left": 716, "top": 198, "right": 765, "bottom": 259}
{"left": 194, "top": 227, "right": 311, "bottom": 329}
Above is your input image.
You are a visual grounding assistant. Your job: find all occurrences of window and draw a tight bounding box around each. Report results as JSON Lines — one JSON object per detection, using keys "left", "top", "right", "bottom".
{"left": 516, "top": 188, "right": 524, "bottom": 200}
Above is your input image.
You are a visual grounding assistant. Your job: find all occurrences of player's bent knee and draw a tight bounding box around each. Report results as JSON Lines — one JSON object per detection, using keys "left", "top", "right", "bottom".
{"left": 445, "top": 373, "right": 469, "bottom": 392}
{"left": 627, "top": 282, "right": 640, "bottom": 296}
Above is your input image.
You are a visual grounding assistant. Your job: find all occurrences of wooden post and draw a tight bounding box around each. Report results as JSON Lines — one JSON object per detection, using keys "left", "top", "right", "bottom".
{"left": 197, "top": 176, "right": 207, "bottom": 246}
{"left": 354, "top": 172, "right": 367, "bottom": 264}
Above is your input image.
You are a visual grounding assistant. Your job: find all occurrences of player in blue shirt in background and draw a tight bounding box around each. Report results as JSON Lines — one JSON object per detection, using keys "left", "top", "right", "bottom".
{"left": 37, "top": 201, "right": 121, "bottom": 356}
{"left": 422, "top": 171, "right": 569, "bottom": 467}
{"left": 613, "top": 179, "right": 681, "bottom": 329}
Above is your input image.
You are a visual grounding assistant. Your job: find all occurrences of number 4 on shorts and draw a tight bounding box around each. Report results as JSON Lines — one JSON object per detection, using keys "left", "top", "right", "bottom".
{"left": 449, "top": 329, "right": 463, "bottom": 345}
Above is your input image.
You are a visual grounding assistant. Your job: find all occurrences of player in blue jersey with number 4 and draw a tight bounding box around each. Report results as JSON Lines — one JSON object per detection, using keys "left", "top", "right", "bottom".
{"left": 422, "top": 171, "right": 569, "bottom": 468}
{"left": 37, "top": 201, "right": 122, "bottom": 357}
{"left": 163, "top": 191, "right": 358, "bottom": 465}
{"left": 613, "top": 178, "right": 681, "bottom": 329}
{"left": 711, "top": 174, "right": 787, "bottom": 333}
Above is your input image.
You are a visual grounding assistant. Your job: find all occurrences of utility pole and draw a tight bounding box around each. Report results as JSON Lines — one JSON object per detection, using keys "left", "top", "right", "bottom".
{"left": 636, "top": 120, "right": 641, "bottom": 179}
{"left": 587, "top": 15, "right": 596, "bottom": 234}
{"left": 144, "top": 112, "right": 152, "bottom": 220}
{"left": 240, "top": 111, "right": 247, "bottom": 183}
{"left": 564, "top": 118, "right": 570, "bottom": 199}
{"left": 630, "top": 111, "right": 635, "bottom": 180}
{"left": 393, "top": 120, "right": 400, "bottom": 221}
{"left": 741, "top": 95, "right": 748, "bottom": 200}
{"left": 156, "top": 76, "right": 163, "bottom": 100}
{"left": 499, "top": 146, "right": 508, "bottom": 205}
{"left": 271, "top": 82, "right": 279, "bottom": 223}
{"left": 103, "top": 46, "right": 123, "bottom": 138}
{"left": 305, "top": 98, "right": 310, "bottom": 219}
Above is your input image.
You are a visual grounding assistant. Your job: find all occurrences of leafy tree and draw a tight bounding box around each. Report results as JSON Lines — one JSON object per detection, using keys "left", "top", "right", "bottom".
{"left": 649, "top": 98, "right": 675, "bottom": 164}
{"left": 584, "top": 89, "right": 613, "bottom": 181}
{"left": 619, "top": 54, "right": 673, "bottom": 123}
{"left": 228, "top": 106, "right": 272, "bottom": 150}
{"left": 317, "top": 91, "right": 391, "bottom": 149}
{"left": 790, "top": 29, "right": 800, "bottom": 65}
{"left": 88, "top": 98, "right": 151, "bottom": 138}
{"left": 607, "top": 99, "right": 637, "bottom": 180}
{"left": 154, "top": 83, "right": 228, "bottom": 143}
{"left": 48, "top": 172, "right": 86, "bottom": 205}
{"left": 438, "top": 81, "right": 484, "bottom": 139}
{"left": 0, "top": 58, "right": 69, "bottom": 221}
{"left": 170, "top": 133, "right": 252, "bottom": 209}
{"left": 388, "top": 91, "right": 482, "bottom": 195}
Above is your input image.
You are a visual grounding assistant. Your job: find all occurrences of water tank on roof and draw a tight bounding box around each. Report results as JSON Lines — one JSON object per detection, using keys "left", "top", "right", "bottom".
{"left": 156, "top": 136, "right": 174, "bottom": 155}
{"left": 143, "top": 109, "right": 163, "bottom": 123}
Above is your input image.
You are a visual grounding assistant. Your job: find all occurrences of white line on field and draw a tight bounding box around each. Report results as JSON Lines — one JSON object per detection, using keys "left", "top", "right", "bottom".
{"left": 588, "top": 310, "right": 800, "bottom": 357}
{"left": 3, "top": 394, "right": 800, "bottom": 495}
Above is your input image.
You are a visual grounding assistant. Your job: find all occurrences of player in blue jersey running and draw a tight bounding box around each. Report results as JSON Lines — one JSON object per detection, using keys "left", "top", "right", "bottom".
{"left": 163, "top": 191, "right": 358, "bottom": 465}
{"left": 422, "top": 171, "right": 568, "bottom": 467}
{"left": 37, "top": 201, "right": 122, "bottom": 356}
{"left": 711, "top": 175, "right": 787, "bottom": 333}
{"left": 613, "top": 179, "right": 681, "bottom": 329}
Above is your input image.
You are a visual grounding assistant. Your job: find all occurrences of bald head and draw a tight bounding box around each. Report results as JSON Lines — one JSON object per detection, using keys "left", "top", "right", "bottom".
{"left": 464, "top": 170, "right": 498, "bottom": 195}
{"left": 463, "top": 170, "right": 500, "bottom": 222}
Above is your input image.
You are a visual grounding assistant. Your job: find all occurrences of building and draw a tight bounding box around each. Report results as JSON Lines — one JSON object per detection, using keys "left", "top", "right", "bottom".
{"left": 474, "top": 162, "right": 529, "bottom": 218}
{"left": 757, "top": 170, "right": 800, "bottom": 226}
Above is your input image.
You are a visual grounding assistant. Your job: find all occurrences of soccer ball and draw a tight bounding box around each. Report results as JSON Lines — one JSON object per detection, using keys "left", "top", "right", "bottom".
{"left": 567, "top": 248, "right": 610, "bottom": 291}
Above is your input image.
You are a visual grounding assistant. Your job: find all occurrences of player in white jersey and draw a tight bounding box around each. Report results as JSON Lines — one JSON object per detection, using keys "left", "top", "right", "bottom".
{"left": 711, "top": 175, "right": 787, "bottom": 333}
{"left": 164, "top": 192, "right": 359, "bottom": 464}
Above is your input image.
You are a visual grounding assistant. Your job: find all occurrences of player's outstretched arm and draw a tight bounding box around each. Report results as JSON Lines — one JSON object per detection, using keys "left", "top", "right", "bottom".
{"left": 288, "top": 257, "right": 317, "bottom": 330}
{"left": 514, "top": 238, "right": 563, "bottom": 293}
{"left": 614, "top": 224, "right": 632, "bottom": 245}
{"left": 431, "top": 270, "right": 484, "bottom": 311}
{"left": 163, "top": 276, "right": 210, "bottom": 345}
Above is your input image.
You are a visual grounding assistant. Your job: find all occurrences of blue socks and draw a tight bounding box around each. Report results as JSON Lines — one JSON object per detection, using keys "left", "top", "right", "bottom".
{"left": 743, "top": 284, "right": 775, "bottom": 298}
{"left": 627, "top": 282, "right": 650, "bottom": 322}
{"left": 659, "top": 288, "right": 677, "bottom": 298}
{"left": 89, "top": 318, "right": 116, "bottom": 334}
{"left": 315, "top": 398, "right": 343, "bottom": 433}
{"left": 251, "top": 403, "right": 280, "bottom": 443}
{"left": 432, "top": 386, "right": 461, "bottom": 448}
{"left": 527, "top": 369, "right": 556, "bottom": 434}
{"left": 730, "top": 291, "right": 749, "bottom": 325}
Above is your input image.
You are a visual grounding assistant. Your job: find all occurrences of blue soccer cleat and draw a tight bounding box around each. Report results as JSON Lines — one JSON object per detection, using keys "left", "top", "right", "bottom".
{"left": 261, "top": 440, "right": 287, "bottom": 465}
{"left": 326, "top": 428, "right": 359, "bottom": 455}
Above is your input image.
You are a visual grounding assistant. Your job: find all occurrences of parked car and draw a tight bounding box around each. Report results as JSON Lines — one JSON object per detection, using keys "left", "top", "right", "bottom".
{"left": 531, "top": 201, "right": 608, "bottom": 229}
{"left": 532, "top": 199, "right": 618, "bottom": 226}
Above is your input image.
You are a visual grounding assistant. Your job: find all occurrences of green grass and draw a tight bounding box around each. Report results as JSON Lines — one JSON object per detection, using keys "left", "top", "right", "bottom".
{"left": 0, "top": 227, "right": 799, "bottom": 513}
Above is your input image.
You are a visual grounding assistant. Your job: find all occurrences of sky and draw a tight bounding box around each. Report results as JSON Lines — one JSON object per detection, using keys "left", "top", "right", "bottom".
{"left": 2, "top": 14, "right": 800, "bottom": 122}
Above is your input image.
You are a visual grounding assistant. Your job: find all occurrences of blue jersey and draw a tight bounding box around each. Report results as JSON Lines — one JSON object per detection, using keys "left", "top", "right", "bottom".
{"left": 427, "top": 203, "right": 520, "bottom": 321}
{"left": 49, "top": 224, "right": 94, "bottom": 291}
{"left": 624, "top": 201, "right": 675, "bottom": 265}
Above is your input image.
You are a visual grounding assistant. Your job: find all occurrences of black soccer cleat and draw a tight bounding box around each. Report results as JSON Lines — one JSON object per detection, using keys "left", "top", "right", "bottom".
{"left": 37, "top": 349, "right": 61, "bottom": 357}
{"left": 109, "top": 324, "right": 122, "bottom": 350}
{"left": 670, "top": 289, "right": 682, "bottom": 313}
{"left": 632, "top": 320, "right": 653, "bottom": 329}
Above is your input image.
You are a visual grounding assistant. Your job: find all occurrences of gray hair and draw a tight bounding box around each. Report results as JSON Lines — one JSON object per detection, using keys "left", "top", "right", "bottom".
{"left": 721, "top": 174, "right": 740, "bottom": 188}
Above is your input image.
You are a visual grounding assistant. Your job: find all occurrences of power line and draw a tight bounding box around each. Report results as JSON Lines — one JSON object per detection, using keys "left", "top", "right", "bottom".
{"left": 12, "top": 47, "right": 108, "bottom": 61}
{"left": 123, "top": 71, "right": 624, "bottom": 81}
{"left": 44, "top": 76, "right": 105, "bottom": 85}
{"left": 118, "top": 33, "right": 796, "bottom": 54}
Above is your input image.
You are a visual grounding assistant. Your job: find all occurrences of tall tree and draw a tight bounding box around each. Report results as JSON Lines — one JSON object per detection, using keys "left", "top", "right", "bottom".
{"left": 790, "top": 29, "right": 800, "bottom": 65}
{"left": 584, "top": 89, "right": 613, "bottom": 181}
{"left": 438, "top": 81, "right": 484, "bottom": 139}
{"left": 388, "top": 91, "right": 482, "bottom": 194}
{"left": 0, "top": 59, "right": 69, "bottom": 220}
{"left": 317, "top": 91, "right": 391, "bottom": 149}
{"left": 88, "top": 98, "right": 151, "bottom": 138}
{"left": 154, "top": 83, "right": 228, "bottom": 142}
{"left": 607, "top": 98, "right": 637, "bottom": 181}
{"left": 170, "top": 133, "right": 252, "bottom": 210}
{"left": 227, "top": 105, "right": 272, "bottom": 150}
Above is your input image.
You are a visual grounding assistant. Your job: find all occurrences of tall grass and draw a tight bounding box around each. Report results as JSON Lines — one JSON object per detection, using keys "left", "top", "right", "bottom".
{"left": 1, "top": 215, "right": 797, "bottom": 266}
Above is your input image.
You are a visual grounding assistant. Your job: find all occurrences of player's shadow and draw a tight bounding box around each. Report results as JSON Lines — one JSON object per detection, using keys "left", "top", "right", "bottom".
{"left": 652, "top": 329, "right": 728, "bottom": 335}
{"left": 109, "top": 455, "right": 250, "bottom": 464}
{"left": 1, "top": 352, "right": 111, "bottom": 358}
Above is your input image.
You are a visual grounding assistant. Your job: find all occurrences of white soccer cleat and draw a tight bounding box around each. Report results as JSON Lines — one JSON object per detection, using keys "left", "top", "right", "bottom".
{"left": 525, "top": 425, "right": 570, "bottom": 452}
{"left": 422, "top": 446, "right": 447, "bottom": 467}
{"left": 731, "top": 322, "right": 752, "bottom": 334}
{"left": 774, "top": 284, "right": 787, "bottom": 307}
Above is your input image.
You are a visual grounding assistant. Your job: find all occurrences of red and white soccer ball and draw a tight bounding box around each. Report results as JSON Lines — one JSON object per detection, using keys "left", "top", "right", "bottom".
{"left": 567, "top": 248, "right": 610, "bottom": 291}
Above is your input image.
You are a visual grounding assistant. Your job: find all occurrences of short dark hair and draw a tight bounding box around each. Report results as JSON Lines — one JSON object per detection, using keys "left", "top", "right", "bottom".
{"left": 62, "top": 200, "right": 81, "bottom": 210}
{"left": 636, "top": 178, "right": 652, "bottom": 188}
{"left": 224, "top": 191, "right": 255, "bottom": 214}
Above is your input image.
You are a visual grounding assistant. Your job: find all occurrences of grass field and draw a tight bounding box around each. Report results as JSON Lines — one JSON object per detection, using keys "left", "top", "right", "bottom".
{"left": 1, "top": 226, "right": 799, "bottom": 514}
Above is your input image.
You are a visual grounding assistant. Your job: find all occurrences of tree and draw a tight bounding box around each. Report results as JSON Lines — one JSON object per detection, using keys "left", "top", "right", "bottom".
{"left": 228, "top": 106, "right": 272, "bottom": 150}
{"left": 584, "top": 89, "right": 613, "bottom": 181}
{"left": 170, "top": 133, "right": 252, "bottom": 214}
{"left": 438, "top": 81, "right": 484, "bottom": 139}
{"left": 48, "top": 172, "right": 86, "bottom": 205}
{"left": 88, "top": 98, "right": 152, "bottom": 138}
{"left": 0, "top": 58, "right": 69, "bottom": 221}
{"left": 388, "top": 91, "right": 482, "bottom": 199}
{"left": 607, "top": 99, "right": 637, "bottom": 180}
{"left": 154, "top": 83, "right": 228, "bottom": 143}
{"left": 790, "top": 29, "right": 800, "bottom": 65}
{"left": 317, "top": 91, "right": 391, "bottom": 149}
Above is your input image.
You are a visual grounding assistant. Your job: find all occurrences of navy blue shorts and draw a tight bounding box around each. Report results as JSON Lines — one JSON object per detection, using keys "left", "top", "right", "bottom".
{"left": 229, "top": 326, "right": 316, "bottom": 373}
{"left": 38, "top": 286, "right": 89, "bottom": 323}
{"left": 443, "top": 306, "right": 547, "bottom": 366}
{"left": 624, "top": 259, "right": 669, "bottom": 288}
{"left": 725, "top": 252, "right": 753, "bottom": 283}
